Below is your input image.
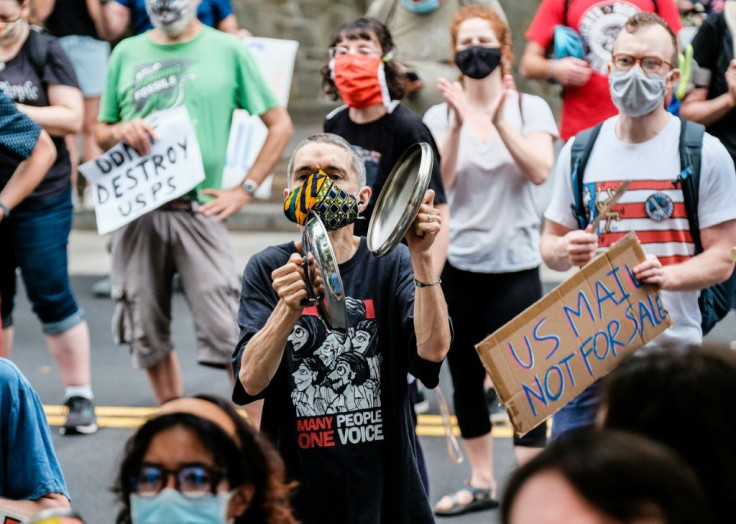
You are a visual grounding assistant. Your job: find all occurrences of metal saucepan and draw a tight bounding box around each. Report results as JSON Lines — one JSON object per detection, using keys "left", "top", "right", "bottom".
{"left": 367, "top": 142, "right": 433, "bottom": 257}
{"left": 301, "top": 211, "right": 348, "bottom": 333}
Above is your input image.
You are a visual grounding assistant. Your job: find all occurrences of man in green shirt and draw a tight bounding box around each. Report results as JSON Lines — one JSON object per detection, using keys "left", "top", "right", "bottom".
{"left": 95, "top": 0, "right": 292, "bottom": 405}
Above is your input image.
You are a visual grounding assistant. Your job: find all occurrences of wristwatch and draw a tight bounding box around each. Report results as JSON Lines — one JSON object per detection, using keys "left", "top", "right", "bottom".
{"left": 241, "top": 179, "right": 258, "bottom": 196}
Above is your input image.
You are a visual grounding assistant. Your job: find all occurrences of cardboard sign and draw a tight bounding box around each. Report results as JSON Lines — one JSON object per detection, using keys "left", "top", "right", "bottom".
{"left": 79, "top": 107, "right": 205, "bottom": 235}
{"left": 221, "top": 37, "right": 299, "bottom": 193}
{"left": 476, "top": 233, "right": 673, "bottom": 436}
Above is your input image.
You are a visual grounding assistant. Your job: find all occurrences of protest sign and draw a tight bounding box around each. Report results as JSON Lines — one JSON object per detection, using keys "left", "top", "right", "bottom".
{"left": 476, "top": 233, "right": 672, "bottom": 436}
{"left": 79, "top": 107, "right": 205, "bottom": 235}
{"left": 221, "top": 37, "right": 299, "bottom": 193}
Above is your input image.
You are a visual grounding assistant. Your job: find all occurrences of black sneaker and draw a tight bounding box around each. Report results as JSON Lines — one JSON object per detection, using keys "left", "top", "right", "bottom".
{"left": 60, "top": 396, "right": 98, "bottom": 435}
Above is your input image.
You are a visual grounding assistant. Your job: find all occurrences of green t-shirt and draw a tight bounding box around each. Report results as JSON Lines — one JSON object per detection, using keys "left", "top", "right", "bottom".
{"left": 99, "top": 26, "right": 279, "bottom": 201}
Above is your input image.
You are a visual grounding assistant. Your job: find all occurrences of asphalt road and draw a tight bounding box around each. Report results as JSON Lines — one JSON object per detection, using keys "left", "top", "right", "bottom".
{"left": 10, "top": 244, "right": 736, "bottom": 523}
{"left": 11, "top": 272, "right": 518, "bottom": 524}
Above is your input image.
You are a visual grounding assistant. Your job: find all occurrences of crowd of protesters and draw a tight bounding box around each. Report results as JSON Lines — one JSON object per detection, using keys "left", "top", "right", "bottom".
{"left": 1, "top": 0, "right": 736, "bottom": 521}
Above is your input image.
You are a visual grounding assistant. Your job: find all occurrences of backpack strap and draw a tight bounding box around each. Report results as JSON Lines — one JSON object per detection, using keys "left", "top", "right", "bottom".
{"left": 564, "top": 0, "right": 571, "bottom": 27}
{"left": 676, "top": 118, "right": 705, "bottom": 254}
{"left": 26, "top": 26, "right": 50, "bottom": 80}
{"left": 569, "top": 123, "right": 603, "bottom": 229}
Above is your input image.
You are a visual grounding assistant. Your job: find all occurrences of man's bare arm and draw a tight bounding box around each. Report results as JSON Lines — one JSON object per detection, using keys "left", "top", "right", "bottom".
{"left": 239, "top": 253, "right": 306, "bottom": 396}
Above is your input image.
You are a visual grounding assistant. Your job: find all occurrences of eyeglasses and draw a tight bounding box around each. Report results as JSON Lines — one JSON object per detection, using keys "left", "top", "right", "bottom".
{"left": 611, "top": 53, "right": 673, "bottom": 73}
{"left": 0, "top": 16, "right": 22, "bottom": 25}
{"left": 328, "top": 45, "right": 383, "bottom": 59}
{"left": 130, "top": 463, "right": 225, "bottom": 498}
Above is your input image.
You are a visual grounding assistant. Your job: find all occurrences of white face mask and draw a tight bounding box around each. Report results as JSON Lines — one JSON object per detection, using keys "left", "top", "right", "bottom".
{"left": 0, "top": 19, "right": 24, "bottom": 45}
{"left": 145, "top": 0, "right": 196, "bottom": 37}
{"left": 609, "top": 65, "right": 668, "bottom": 118}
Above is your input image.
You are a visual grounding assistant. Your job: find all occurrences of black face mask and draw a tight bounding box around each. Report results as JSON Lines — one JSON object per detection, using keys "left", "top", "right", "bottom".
{"left": 455, "top": 46, "right": 502, "bottom": 79}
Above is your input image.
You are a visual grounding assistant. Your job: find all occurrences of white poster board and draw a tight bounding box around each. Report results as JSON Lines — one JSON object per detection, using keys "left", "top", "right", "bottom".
{"left": 221, "top": 37, "right": 299, "bottom": 193}
{"left": 79, "top": 107, "right": 205, "bottom": 235}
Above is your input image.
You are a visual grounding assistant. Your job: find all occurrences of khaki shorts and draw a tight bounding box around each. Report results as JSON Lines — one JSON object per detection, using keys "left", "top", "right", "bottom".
{"left": 110, "top": 209, "right": 240, "bottom": 369}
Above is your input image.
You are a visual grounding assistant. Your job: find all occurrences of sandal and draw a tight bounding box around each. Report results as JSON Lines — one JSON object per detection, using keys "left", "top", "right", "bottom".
{"left": 434, "top": 485, "right": 499, "bottom": 516}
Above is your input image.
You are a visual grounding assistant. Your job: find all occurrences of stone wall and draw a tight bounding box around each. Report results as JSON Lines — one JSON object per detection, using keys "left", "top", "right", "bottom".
{"left": 232, "top": 0, "right": 561, "bottom": 119}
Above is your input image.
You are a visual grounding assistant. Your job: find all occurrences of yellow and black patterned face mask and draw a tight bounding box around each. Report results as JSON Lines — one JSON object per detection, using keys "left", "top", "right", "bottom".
{"left": 283, "top": 170, "right": 359, "bottom": 231}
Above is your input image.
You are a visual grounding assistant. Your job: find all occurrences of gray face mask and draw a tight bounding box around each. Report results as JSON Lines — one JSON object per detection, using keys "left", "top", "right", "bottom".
{"left": 609, "top": 65, "right": 667, "bottom": 118}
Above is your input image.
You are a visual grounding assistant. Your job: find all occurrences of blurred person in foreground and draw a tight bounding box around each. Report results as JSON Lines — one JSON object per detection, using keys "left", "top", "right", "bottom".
{"left": 501, "top": 430, "right": 713, "bottom": 524}
{"left": 423, "top": 4, "right": 557, "bottom": 516}
{"left": 114, "top": 394, "right": 297, "bottom": 523}
{"left": 599, "top": 342, "right": 736, "bottom": 524}
{"left": 232, "top": 133, "right": 451, "bottom": 523}
{"left": 0, "top": 358, "right": 70, "bottom": 518}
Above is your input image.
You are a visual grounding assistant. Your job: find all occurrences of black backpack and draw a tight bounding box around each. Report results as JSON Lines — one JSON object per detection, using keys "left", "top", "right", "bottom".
{"left": 570, "top": 118, "right": 736, "bottom": 335}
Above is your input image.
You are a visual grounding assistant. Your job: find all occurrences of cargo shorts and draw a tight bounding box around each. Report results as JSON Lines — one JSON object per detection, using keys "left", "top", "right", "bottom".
{"left": 110, "top": 208, "right": 240, "bottom": 369}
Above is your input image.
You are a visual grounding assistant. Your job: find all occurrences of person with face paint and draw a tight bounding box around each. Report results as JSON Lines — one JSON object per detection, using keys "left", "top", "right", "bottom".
{"left": 541, "top": 12, "right": 736, "bottom": 438}
{"left": 366, "top": 0, "right": 507, "bottom": 116}
{"left": 321, "top": 16, "right": 449, "bottom": 278}
{"left": 422, "top": 5, "right": 557, "bottom": 517}
{"left": 232, "top": 133, "right": 451, "bottom": 523}
{"left": 101, "top": 0, "right": 246, "bottom": 42}
{"left": 0, "top": 0, "right": 101, "bottom": 436}
{"left": 113, "top": 394, "right": 298, "bottom": 524}
{"left": 95, "top": 0, "right": 292, "bottom": 408}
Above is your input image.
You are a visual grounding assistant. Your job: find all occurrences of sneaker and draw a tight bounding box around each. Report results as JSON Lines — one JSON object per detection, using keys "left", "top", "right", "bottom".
{"left": 91, "top": 275, "right": 112, "bottom": 298}
{"left": 485, "top": 387, "right": 509, "bottom": 424}
{"left": 413, "top": 383, "right": 430, "bottom": 414}
{"left": 60, "top": 396, "right": 98, "bottom": 435}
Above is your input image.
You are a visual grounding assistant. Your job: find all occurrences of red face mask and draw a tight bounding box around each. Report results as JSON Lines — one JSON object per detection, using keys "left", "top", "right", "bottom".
{"left": 331, "top": 54, "right": 388, "bottom": 109}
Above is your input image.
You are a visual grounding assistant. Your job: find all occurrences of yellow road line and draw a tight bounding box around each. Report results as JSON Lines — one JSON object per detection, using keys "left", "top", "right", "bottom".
{"left": 43, "top": 405, "right": 516, "bottom": 437}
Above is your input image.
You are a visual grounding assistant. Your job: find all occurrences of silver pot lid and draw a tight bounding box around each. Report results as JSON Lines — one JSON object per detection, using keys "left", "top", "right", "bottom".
{"left": 301, "top": 211, "right": 348, "bottom": 333}
{"left": 367, "top": 142, "right": 433, "bottom": 257}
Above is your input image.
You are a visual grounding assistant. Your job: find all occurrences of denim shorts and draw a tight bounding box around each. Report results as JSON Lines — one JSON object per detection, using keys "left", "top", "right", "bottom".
{"left": 0, "top": 191, "right": 85, "bottom": 334}
{"left": 58, "top": 35, "right": 110, "bottom": 97}
{"left": 550, "top": 382, "right": 600, "bottom": 440}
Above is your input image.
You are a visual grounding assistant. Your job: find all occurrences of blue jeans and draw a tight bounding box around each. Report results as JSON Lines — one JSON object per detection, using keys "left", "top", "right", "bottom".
{"left": 0, "top": 191, "right": 84, "bottom": 334}
{"left": 550, "top": 382, "right": 600, "bottom": 439}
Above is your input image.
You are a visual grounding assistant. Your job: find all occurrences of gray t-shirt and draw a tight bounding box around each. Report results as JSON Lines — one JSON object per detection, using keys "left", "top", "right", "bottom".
{"left": 424, "top": 92, "right": 558, "bottom": 272}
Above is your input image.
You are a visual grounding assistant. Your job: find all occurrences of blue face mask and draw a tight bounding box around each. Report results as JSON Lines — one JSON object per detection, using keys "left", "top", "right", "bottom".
{"left": 400, "top": 0, "right": 441, "bottom": 14}
{"left": 131, "top": 489, "right": 231, "bottom": 524}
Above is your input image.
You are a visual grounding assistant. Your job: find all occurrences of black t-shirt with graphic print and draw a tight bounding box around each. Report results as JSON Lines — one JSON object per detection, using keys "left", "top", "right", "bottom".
{"left": 324, "top": 103, "right": 447, "bottom": 237}
{"left": 0, "top": 32, "right": 79, "bottom": 202}
{"left": 232, "top": 238, "right": 441, "bottom": 524}
{"left": 691, "top": 13, "right": 736, "bottom": 162}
